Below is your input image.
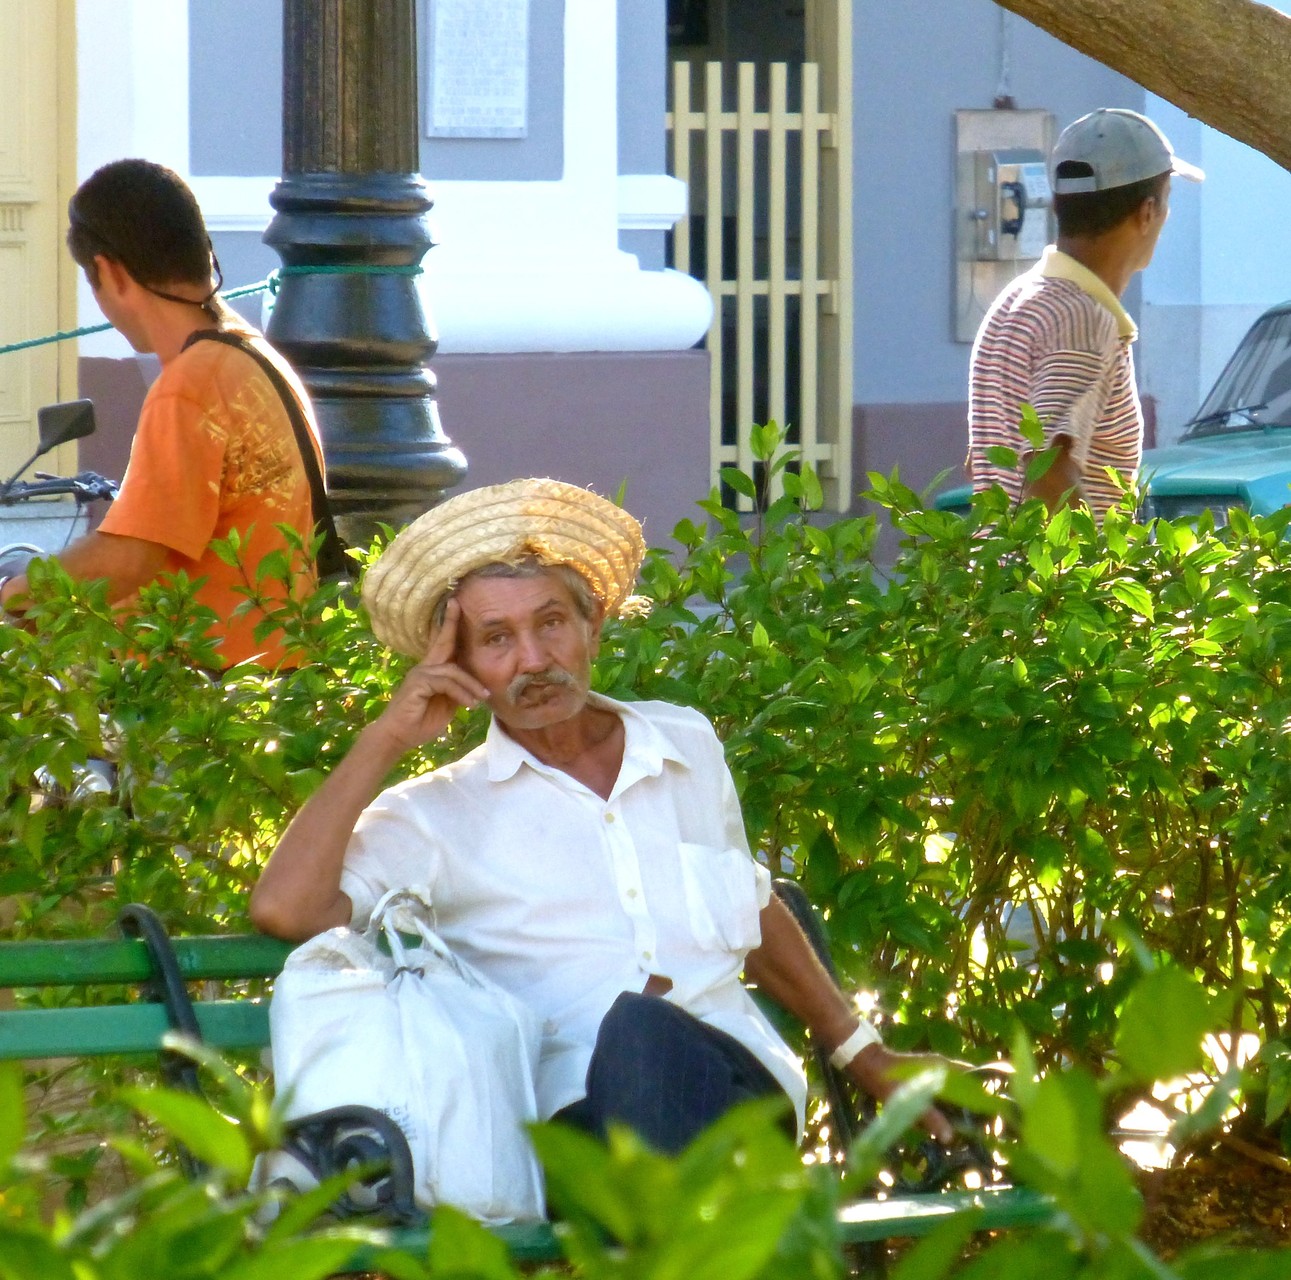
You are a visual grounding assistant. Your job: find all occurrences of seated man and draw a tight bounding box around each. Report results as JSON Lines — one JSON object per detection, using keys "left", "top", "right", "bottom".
{"left": 251, "top": 478, "right": 950, "bottom": 1151}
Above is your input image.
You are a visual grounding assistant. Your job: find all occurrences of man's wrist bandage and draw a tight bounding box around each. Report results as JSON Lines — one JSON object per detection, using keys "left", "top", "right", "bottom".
{"left": 829, "top": 1019, "right": 882, "bottom": 1070}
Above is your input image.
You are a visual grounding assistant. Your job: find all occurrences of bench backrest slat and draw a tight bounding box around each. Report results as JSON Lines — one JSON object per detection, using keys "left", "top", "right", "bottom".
{"left": 0, "top": 936, "right": 292, "bottom": 987}
{"left": 0, "top": 1000, "right": 271, "bottom": 1060}
{"left": 836, "top": 1185, "right": 1055, "bottom": 1241}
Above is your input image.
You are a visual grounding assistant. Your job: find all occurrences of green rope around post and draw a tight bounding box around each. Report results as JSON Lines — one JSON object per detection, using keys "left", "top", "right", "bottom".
{"left": 0, "top": 322, "right": 112, "bottom": 355}
{"left": 0, "top": 263, "right": 421, "bottom": 359}
{"left": 0, "top": 277, "right": 272, "bottom": 358}
{"left": 272, "top": 264, "right": 424, "bottom": 280}
{"left": 224, "top": 279, "right": 277, "bottom": 300}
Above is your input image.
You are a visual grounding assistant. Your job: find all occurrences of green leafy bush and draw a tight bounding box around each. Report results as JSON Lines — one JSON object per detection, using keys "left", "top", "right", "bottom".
{"left": 596, "top": 434, "right": 1291, "bottom": 1126}
{"left": 1, "top": 971, "right": 1287, "bottom": 1279}
{"left": 0, "top": 544, "right": 467, "bottom": 936}
{"left": 7, "top": 430, "right": 1291, "bottom": 1140}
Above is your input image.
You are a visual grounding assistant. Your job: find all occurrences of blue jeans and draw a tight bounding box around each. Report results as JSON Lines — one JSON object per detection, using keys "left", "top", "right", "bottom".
{"left": 553, "top": 991, "right": 791, "bottom": 1154}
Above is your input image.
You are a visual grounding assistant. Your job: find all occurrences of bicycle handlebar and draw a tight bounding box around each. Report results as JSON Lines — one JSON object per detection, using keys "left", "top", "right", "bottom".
{"left": 0, "top": 471, "right": 119, "bottom": 505}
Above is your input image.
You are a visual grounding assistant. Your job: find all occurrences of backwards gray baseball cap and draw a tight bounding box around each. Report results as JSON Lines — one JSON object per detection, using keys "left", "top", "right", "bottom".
{"left": 1051, "top": 108, "right": 1204, "bottom": 194}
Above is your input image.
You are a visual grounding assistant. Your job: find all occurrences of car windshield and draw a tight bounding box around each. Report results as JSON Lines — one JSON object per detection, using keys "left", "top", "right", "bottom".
{"left": 1185, "top": 308, "right": 1291, "bottom": 438}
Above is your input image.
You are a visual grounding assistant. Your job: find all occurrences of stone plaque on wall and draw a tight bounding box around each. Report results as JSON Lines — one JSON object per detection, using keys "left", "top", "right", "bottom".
{"left": 428, "top": 0, "right": 529, "bottom": 138}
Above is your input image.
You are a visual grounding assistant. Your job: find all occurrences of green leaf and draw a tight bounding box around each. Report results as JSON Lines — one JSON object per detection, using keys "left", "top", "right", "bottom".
{"left": 426, "top": 1206, "right": 521, "bottom": 1280}
{"left": 1021, "top": 1074, "right": 1082, "bottom": 1177}
{"left": 750, "top": 421, "right": 784, "bottom": 462}
{"left": 953, "top": 1232, "right": 1080, "bottom": 1280}
{"left": 1008, "top": 1033, "right": 1039, "bottom": 1109}
{"left": 800, "top": 465, "right": 824, "bottom": 510}
{"left": 120, "top": 1087, "right": 253, "bottom": 1182}
{"left": 1176, "top": 1249, "right": 1291, "bottom": 1280}
{"left": 98, "top": 1201, "right": 251, "bottom": 1280}
{"left": 527, "top": 1122, "right": 634, "bottom": 1241}
{"left": 1110, "top": 579, "right": 1155, "bottom": 620}
{"left": 720, "top": 467, "right": 758, "bottom": 500}
{"left": 1115, "top": 967, "right": 1215, "bottom": 1082}
{"left": 349, "top": 1251, "right": 433, "bottom": 1280}
{"left": 890, "top": 1210, "right": 982, "bottom": 1280}
{"left": 209, "top": 538, "right": 242, "bottom": 569}
{"left": 1023, "top": 446, "right": 1061, "bottom": 486}
{"left": 0, "top": 1234, "right": 78, "bottom": 1280}
{"left": 1066, "top": 1138, "right": 1143, "bottom": 1236}
{"left": 0, "top": 1064, "right": 25, "bottom": 1172}
{"left": 261, "top": 1167, "right": 383, "bottom": 1244}
{"left": 936, "top": 1066, "right": 1013, "bottom": 1125}
{"left": 660, "top": 1191, "right": 805, "bottom": 1280}
{"left": 1261, "top": 1044, "right": 1291, "bottom": 1127}
{"left": 218, "top": 1232, "right": 385, "bottom": 1280}
{"left": 1018, "top": 403, "right": 1046, "bottom": 448}
{"left": 159, "top": 1033, "right": 259, "bottom": 1124}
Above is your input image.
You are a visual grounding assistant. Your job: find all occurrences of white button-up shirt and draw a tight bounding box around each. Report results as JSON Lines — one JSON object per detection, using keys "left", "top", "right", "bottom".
{"left": 339, "top": 694, "right": 808, "bottom": 1130}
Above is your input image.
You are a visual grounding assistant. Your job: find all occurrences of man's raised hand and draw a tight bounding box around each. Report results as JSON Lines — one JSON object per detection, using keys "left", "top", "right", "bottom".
{"left": 370, "top": 598, "right": 491, "bottom": 755}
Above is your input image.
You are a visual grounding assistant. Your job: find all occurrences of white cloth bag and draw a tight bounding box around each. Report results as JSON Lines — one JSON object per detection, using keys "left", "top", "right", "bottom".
{"left": 266, "top": 886, "right": 545, "bottom": 1223}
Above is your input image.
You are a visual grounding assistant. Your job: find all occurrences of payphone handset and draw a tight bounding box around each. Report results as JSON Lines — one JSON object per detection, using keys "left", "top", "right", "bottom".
{"left": 966, "top": 148, "right": 1053, "bottom": 262}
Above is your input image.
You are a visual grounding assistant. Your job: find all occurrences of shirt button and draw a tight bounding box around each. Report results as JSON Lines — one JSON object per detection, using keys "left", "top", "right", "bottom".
{"left": 642, "top": 950, "right": 653, "bottom": 961}
{"left": 627, "top": 888, "right": 638, "bottom": 899}
{"left": 605, "top": 813, "right": 616, "bottom": 824}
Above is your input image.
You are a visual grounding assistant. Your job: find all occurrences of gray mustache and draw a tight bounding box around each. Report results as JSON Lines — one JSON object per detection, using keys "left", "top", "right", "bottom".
{"left": 507, "top": 668, "right": 577, "bottom": 700}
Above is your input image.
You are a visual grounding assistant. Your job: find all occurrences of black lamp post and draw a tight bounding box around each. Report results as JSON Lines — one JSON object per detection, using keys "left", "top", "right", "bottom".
{"left": 264, "top": 0, "right": 466, "bottom": 544}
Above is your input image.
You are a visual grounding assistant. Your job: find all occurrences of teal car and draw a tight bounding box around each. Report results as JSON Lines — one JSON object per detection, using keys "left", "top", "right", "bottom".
{"left": 936, "top": 300, "right": 1291, "bottom": 523}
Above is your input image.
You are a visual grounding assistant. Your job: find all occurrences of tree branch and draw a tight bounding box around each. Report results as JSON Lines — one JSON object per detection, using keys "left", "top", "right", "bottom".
{"left": 997, "top": 0, "right": 1291, "bottom": 172}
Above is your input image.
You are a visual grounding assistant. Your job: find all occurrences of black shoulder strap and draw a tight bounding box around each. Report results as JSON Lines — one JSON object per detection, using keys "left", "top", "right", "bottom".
{"left": 182, "top": 328, "right": 349, "bottom": 579}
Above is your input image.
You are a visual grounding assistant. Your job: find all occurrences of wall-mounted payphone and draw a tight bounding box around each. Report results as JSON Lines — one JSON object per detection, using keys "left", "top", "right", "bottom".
{"left": 963, "top": 150, "right": 1052, "bottom": 261}
{"left": 954, "top": 109, "right": 1056, "bottom": 342}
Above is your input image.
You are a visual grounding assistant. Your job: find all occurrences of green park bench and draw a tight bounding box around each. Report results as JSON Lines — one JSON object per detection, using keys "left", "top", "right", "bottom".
{"left": 0, "top": 902, "right": 1054, "bottom": 1275}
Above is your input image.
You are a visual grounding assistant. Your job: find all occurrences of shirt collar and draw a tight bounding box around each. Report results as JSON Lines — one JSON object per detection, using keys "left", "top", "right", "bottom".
{"left": 483, "top": 691, "right": 691, "bottom": 788}
{"left": 1039, "top": 246, "right": 1137, "bottom": 341}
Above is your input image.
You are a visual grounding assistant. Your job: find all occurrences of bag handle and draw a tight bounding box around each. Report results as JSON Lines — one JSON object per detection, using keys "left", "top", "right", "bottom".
{"left": 181, "top": 328, "right": 350, "bottom": 580}
{"left": 369, "top": 887, "right": 467, "bottom": 979}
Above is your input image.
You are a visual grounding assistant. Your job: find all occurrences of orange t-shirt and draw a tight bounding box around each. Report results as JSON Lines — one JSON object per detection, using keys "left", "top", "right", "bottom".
{"left": 98, "top": 326, "right": 322, "bottom": 667}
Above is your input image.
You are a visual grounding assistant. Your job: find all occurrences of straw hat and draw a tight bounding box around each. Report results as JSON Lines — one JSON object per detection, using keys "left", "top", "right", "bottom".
{"left": 362, "top": 478, "right": 647, "bottom": 657}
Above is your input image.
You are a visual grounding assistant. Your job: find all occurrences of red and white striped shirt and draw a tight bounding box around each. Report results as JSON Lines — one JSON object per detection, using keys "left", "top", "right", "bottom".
{"left": 968, "top": 247, "right": 1142, "bottom": 522}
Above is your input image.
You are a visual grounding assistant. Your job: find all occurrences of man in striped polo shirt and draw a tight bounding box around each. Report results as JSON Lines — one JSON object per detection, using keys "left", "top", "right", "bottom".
{"left": 969, "top": 109, "right": 1203, "bottom": 522}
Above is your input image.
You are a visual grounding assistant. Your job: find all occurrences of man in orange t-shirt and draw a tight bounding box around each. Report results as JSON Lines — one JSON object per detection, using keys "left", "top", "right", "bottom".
{"left": 0, "top": 160, "right": 321, "bottom": 668}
